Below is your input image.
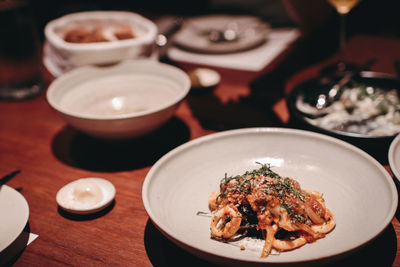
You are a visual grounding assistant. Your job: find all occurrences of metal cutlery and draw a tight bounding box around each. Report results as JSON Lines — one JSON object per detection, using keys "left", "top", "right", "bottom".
{"left": 0, "top": 170, "right": 20, "bottom": 186}
{"left": 297, "top": 58, "right": 377, "bottom": 118}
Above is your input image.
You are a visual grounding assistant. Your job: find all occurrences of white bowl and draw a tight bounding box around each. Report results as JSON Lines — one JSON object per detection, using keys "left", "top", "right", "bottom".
{"left": 46, "top": 60, "right": 191, "bottom": 140}
{"left": 44, "top": 11, "right": 158, "bottom": 76}
{"left": 142, "top": 127, "right": 397, "bottom": 265}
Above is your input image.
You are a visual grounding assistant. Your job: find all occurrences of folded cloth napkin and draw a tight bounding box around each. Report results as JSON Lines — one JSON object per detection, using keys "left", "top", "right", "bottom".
{"left": 167, "top": 28, "right": 300, "bottom": 72}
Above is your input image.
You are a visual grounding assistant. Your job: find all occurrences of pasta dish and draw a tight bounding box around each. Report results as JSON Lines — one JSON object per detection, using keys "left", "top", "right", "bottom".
{"left": 208, "top": 163, "right": 335, "bottom": 258}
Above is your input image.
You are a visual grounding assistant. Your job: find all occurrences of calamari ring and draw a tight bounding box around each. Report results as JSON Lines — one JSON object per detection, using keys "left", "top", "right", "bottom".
{"left": 210, "top": 205, "right": 242, "bottom": 239}
{"left": 304, "top": 199, "right": 325, "bottom": 225}
{"left": 304, "top": 190, "right": 327, "bottom": 225}
{"left": 311, "top": 209, "right": 336, "bottom": 234}
{"left": 277, "top": 211, "right": 298, "bottom": 232}
{"left": 273, "top": 237, "right": 307, "bottom": 252}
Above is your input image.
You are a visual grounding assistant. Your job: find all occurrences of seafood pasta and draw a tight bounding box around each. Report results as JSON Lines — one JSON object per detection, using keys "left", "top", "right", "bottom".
{"left": 208, "top": 164, "right": 335, "bottom": 258}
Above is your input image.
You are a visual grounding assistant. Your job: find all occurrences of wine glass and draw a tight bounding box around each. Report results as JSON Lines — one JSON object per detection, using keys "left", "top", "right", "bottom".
{"left": 326, "top": 0, "right": 361, "bottom": 74}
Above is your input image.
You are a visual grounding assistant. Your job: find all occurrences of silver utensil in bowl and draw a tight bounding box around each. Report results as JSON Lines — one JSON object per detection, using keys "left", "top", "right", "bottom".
{"left": 207, "top": 22, "right": 239, "bottom": 43}
{"left": 298, "top": 58, "right": 377, "bottom": 118}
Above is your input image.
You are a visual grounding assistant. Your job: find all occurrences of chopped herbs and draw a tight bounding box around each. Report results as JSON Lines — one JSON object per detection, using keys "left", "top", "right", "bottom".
{"left": 281, "top": 202, "right": 309, "bottom": 225}
{"left": 218, "top": 164, "right": 309, "bottom": 223}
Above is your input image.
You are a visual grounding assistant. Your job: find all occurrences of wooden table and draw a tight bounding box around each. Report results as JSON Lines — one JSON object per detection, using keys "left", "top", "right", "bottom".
{"left": 1, "top": 33, "right": 400, "bottom": 266}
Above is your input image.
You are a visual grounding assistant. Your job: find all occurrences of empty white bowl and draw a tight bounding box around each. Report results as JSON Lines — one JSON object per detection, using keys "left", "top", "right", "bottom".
{"left": 46, "top": 60, "right": 191, "bottom": 140}
{"left": 44, "top": 11, "right": 158, "bottom": 76}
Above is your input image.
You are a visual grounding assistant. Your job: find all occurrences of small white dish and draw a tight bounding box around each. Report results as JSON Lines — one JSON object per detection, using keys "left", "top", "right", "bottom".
{"left": 44, "top": 11, "right": 158, "bottom": 76}
{"left": 0, "top": 185, "right": 29, "bottom": 252}
{"left": 188, "top": 68, "right": 221, "bottom": 90}
{"left": 56, "top": 177, "right": 116, "bottom": 214}
{"left": 389, "top": 133, "right": 400, "bottom": 182}
{"left": 46, "top": 60, "right": 191, "bottom": 140}
{"left": 142, "top": 127, "right": 397, "bottom": 265}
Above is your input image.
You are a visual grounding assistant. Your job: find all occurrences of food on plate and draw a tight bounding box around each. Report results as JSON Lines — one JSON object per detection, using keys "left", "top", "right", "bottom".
{"left": 64, "top": 25, "right": 135, "bottom": 43}
{"left": 208, "top": 163, "right": 335, "bottom": 258}
{"left": 64, "top": 27, "right": 107, "bottom": 43}
{"left": 113, "top": 25, "right": 136, "bottom": 40}
{"left": 299, "top": 82, "right": 400, "bottom": 136}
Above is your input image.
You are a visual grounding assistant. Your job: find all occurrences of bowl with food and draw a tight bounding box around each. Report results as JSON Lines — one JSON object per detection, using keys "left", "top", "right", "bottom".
{"left": 142, "top": 127, "right": 397, "bottom": 265}
{"left": 286, "top": 71, "right": 400, "bottom": 161}
{"left": 46, "top": 60, "right": 191, "bottom": 140}
{"left": 44, "top": 11, "right": 158, "bottom": 77}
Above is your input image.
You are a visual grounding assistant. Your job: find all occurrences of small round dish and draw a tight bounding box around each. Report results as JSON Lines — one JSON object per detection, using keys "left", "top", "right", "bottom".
{"left": 56, "top": 177, "right": 116, "bottom": 214}
{"left": 389, "top": 133, "right": 400, "bottom": 182}
{"left": 0, "top": 185, "right": 29, "bottom": 252}
{"left": 188, "top": 68, "right": 221, "bottom": 91}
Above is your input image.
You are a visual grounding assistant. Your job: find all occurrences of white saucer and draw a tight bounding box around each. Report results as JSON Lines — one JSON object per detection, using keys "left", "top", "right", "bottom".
{"left": 56, "top": 177, "right": 116, "bottom": 214}
{"left": 0, "top": 185, "right": 29, "bottom": 252}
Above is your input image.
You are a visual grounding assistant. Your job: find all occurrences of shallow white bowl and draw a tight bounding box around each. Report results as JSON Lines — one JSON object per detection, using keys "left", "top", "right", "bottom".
{"left": 46, "top": 60, "right": 191, "bottom": 140}
{"left": 142, "top": 127, "right": 398, "bottom": 265}
{"left": 44, "top": 11, "right": 158, "bottom": 76}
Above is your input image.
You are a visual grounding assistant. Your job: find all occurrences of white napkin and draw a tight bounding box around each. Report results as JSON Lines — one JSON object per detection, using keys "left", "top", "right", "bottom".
{"left": 27, "top": 233, "right": 38, "bottom": 245}
{"left": 167, "top": 28, "right": 300, "bottom": 71}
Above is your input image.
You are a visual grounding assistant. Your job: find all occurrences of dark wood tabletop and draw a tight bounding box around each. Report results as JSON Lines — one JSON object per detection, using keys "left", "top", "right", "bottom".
{"left": 1, "top": 29, "right": 400, "bottom": 266}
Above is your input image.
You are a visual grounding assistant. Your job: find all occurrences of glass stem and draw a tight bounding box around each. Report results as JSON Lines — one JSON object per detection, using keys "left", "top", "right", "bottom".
{"left": 339, "top": 13, "right": 346, "bottom": 52}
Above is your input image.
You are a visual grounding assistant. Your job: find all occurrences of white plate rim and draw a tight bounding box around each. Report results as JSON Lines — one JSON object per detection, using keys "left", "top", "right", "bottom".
{"left": 46, "top": 60, "right": 191, "bottom": 121}
{"left": 389, "top": 133, "right": 400, "bottom": 182}
{"left": 0, "top": 185, "right": 29, "bottom": 252}
{"left": 142, "top": 127, "right": 398, "bottom": 264}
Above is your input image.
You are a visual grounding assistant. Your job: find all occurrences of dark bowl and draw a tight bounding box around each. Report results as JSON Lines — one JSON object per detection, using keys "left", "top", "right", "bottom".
{"left": 286, "top": 71, "right": 400, "bottom": 163}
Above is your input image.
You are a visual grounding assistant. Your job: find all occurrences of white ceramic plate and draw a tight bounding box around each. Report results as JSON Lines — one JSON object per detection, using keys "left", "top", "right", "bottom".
{"left": 173, "top": 15, "right": 270, "bottom": 54}
{"left": 0, "top": 185, "right": 29, "bottom": 252}
{"left": 142, "top": 128, "right": 398, "bottom": 265}
{"left": 389, "top": 133, "right": 400, "bottom": 182}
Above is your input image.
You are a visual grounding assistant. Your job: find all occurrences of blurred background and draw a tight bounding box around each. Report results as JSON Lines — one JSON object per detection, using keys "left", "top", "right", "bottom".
{"left": 28, "top": 0, "right": 400, "bottom": 75}
{"left": 32, "top": 0, "right": 400, "bottom": 38}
